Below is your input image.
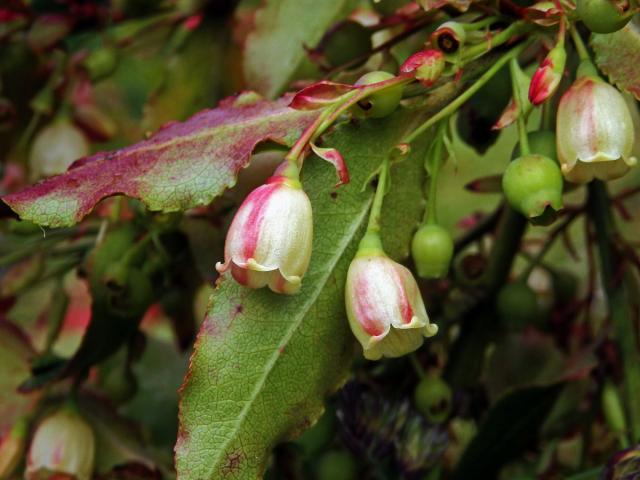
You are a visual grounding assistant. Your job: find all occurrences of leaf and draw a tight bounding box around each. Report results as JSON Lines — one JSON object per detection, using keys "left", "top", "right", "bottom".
{"left": 243, "top": 0, "right": 352, "bottom": 98}
{"left": 289, "top": 81, "right": 355, "bottom": 110}
{"left": 175, "top": 109, "right": 428, "bottom": 480}
{"left": 592, "top": 22, "right": 640, "bottom": 100}
{"left": 452, "top": 384, "right": 563, "bottom": 480}
{"left": 121, "top": 337, "right": 189, "bottom": 448}
{"left": 0, "top": 321, "right": 39, "bottom": 432}
{"left": 79, "top": 395, "right": 172, "bottom": 476}
{"left": 2, "top": 93, "right": 318, "bottom": 228}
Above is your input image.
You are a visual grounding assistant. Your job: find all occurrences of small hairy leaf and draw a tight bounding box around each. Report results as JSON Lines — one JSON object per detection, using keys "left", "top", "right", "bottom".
{"left": 592, "top": 22, "right": 640, "bottom": 100}
{"left": 175, "top": 109, "right": 427, "bottom": 479}
{"left": 2, "top": 93, "right": 318, "bottom": 228}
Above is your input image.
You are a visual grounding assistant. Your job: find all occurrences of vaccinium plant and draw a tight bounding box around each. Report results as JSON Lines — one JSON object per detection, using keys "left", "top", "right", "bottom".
{"left": 0, "top": 0, "right": 639, "bottom": 479}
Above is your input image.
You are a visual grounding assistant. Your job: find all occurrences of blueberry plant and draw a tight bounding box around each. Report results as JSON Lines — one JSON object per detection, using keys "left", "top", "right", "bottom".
{"left": 0, "top": 0, "right": 640, "bottom": 479}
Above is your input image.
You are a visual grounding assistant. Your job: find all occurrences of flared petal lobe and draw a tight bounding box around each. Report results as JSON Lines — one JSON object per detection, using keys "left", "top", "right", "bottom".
{"left": 216, "top": 172, "right": 313, "bottom": 295}
{"left": 345, "top": 255, "right": 437, "bottom": 360}
{"left": 557, "top": 76, "right": 636, "bottom": 183}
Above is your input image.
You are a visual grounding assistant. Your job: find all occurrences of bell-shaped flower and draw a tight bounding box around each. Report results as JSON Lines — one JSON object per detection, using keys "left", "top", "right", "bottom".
{"left": 26, "top": 406, "right": 95, "bottom": 480}
{"left": 345, "top": 233, "right": 438, "bottom": 360}
{"left": 216, "top": 162, "right": 313, "bottom": 295}
{"left": 557, "top": 72, "right": 637, "bottom": 183}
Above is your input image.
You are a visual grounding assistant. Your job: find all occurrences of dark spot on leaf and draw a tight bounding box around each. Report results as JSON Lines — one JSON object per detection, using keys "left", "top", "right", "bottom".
{"left": 222, "top": 451, "right": 244, "bottom": 477}
{"left": 330, "top": 191, "right": 338, "bottom": 199}
{"left": 235, "top": 305, "right": 243, "bottom": 315}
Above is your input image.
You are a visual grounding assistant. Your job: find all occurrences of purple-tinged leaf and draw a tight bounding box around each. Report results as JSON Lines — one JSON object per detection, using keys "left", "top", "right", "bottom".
{"left": 289, "top": 81, "right": 355, "bottom": 110}
{"left": 310, "top": 142, "right": 350, "bottom": 186}
{"left": 2, "top": 93, "right": 318, "bottom": 228}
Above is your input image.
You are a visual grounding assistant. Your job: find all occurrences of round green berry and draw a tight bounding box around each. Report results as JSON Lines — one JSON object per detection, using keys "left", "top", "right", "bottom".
{"left": 414, "top": 374, "right": 453, "bottom": 424}
{"left": 496, "top": 281, "right": 540, "bottom": 330}
{"left": 353, "top": 71, "right": 403, "bottom": 118}
{"left": 576, "top": 0, "right": 633, "bottom": 33}
{"left": 411, "top": 224, "right": 454, "bottom": 279}
{"left": 502, "top": 154, "right": 563, "bottom": 225}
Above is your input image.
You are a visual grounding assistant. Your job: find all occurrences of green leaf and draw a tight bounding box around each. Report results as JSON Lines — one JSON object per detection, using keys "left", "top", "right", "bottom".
{"left": 452, "top": 384, "right": 563, "bottom": 480}
{"left": 0, "top": 321, "right": 38, "bottom": 432}
{"left": 2, "top": 94, "right": 318, "bottom": 228}
{"left": 592, "top": 21, "right": 640, "bottom": 100}
{"left": 176, "top": 110, "right": 428, "bottom": 479}
{"left": 243, "top": 0, "right": 352, "bottom": 98}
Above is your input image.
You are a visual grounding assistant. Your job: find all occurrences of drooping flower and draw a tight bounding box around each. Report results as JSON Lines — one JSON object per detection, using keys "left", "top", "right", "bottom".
{"left": 345, "top": 233, "right": 437, "bottom": 360}
{"left": 26, "top": 406, "right": 95, "bottom": 480}
{"left": 216, "top": 162, "right": 313, "bottom": 295}
{"left": 556, "top": 71, "right": 637, "bottom": 183}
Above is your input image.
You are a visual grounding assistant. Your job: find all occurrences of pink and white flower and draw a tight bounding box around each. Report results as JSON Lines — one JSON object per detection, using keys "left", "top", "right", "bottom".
{"left": 216, "top": 164, "right": 313, "bottom": 295}
{"left": 345, "top": 249, "right": 438, "bottom": 360}
{"left": 556, "top": 75, "right": 637, "bottom": 183}
{"left": 26, "top": 407, "right": 95, "bottom": 480}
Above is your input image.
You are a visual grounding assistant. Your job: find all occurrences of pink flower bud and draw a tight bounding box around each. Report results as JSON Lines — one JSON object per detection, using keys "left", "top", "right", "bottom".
{"left": 345, "top": 240, "right": 437, "bottom": 360}
{"left": 0, "top": 419, "right": 27, "bottom": 478}
{"left": 216, "top": 163, "right": 313, "bottom": 295}
{"left": 26, "top": 407, "right": 95, "bottom": 480}
{"left": 528, "top": 44, "right": 566, "bottom": 105}
{"left": 400, "top": 50, "right": 445, "bottom": 87}
{"left": 556, "top": 74, "right": 637, "bottom": 183}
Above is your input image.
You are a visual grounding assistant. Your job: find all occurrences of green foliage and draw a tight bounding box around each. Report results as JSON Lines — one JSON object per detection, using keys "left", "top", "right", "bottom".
{"left": 243, "top": 0, "right": 356, "bottom": 98}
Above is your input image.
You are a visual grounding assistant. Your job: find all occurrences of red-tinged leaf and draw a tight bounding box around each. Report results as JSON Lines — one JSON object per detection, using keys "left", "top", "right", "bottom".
{"left": 592, "top": 22, "right": 640, "bottom": 100}
{"left": 310, "top": 142, "right": 350, "bottom": 186}
{"left": 465, "top": 174, "right": 503, "bottom": 193}
{"left": 2, "top": 93, "right": 319, "bottom": 228}
{"left": 289, "top": 81, "right": 355, "bottom": 110}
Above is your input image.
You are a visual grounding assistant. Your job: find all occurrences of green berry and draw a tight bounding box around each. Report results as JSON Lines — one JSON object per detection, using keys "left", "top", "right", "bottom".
{"left": 353, "top": 71, "right": 403, "bottom": 118}
{"left": 316, "top": 450, "right": 357, "bottom": 480}
{"left": 84, "top": 46, "right": 118, "bottom": 81}
{"left": 411, "top": 224, "right": 454, "bottom": 279}
{"left": 321, "top": 21, "right": 372, "bottom": 68}
{"left": 576, "top": 0, "right": 633, "bottom": 33}
{"left": 496, "top": 281, "right": 540, "bottom": 330}
{"left": 414, "top": 374, "right": 453, "bottom": 424}
{"left": 502, "top": 154, "right": 563, "bottom": 225}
